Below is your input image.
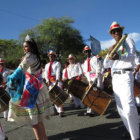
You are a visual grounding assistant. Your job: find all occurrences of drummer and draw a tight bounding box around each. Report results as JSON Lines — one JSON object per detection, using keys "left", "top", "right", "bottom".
{"left": 133, "top": 55, "right": 140, "bottom": 107}
{"left": 0, "top": 57, "right": 12, "bottom": 120}
{"left": 103, "top": 21, "right": 140, "bottom": 140}
{"left": 66, "top": 54, "right": 84, "bottom": 109}
{"left": 62, "top": 61, "right": 73, "bottom": 103}
{"left": 45, "top": 51, "right": 64, "bottom": 117}
{"left": 82, "top": 46, "right": 102, "bottom": 116}
{"left": 0, "top": 58, "right": 12, "bottom": 140}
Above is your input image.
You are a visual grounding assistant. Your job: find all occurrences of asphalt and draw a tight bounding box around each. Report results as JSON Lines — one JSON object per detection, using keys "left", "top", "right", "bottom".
{"left": 1, "top": 98, "right": 140, "bottom": 140}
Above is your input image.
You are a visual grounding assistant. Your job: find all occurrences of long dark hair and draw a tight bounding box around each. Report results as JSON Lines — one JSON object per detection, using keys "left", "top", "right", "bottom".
{"left": 25, "top": 38, "right": 41, "bottom": 69}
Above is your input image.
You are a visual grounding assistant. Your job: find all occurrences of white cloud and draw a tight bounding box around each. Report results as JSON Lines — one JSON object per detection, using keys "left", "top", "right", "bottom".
{"left": 101, "top": 39, "right": 115, "bottom": 50}
{"left": 128, "top": 32, "right": 140, "bottom": 42}
{"left": 101, "top": 32, "right": 140, "bottom": 50}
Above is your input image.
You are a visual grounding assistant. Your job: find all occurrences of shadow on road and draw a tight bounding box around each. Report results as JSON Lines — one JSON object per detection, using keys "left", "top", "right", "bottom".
{"left": 48, "top": 122, "right": 126, "bottom": 140}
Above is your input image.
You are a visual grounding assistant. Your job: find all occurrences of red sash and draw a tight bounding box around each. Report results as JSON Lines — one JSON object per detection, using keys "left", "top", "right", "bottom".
{"left": 87, "top": 58, "right": 91, "bottom": 72}
{"left": 64, "top": 68, "right": 68, "bottom": 79}
{"left": 48, "top": 62, "right": 53, "bottom": 79}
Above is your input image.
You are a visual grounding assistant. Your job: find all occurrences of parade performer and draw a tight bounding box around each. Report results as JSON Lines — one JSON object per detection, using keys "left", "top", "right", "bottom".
{"left": 0, "top": 57, "right": 12, "bottom": 120}
{"left": 7, "top": 35, "right": 54, "bottom": 140}
{"left": 0, "top": 58, "right": 8, "bottom": 140}
{"left": 133, "top": 55, "right": 140, "bottom": 107}
{"left": 103, "top": 21, "right": 140, "bottom": 140}
{"left": 62, "top": 61, "right": 73, "bottom": 103}
{"left": 67, "top": 54, "right": 84, "bottom": 109}
{"left": 45, "top": 51, "right": 64, "bottom": 117}
{"left": 82, "top": 46, "right": 102, "bottom": 116}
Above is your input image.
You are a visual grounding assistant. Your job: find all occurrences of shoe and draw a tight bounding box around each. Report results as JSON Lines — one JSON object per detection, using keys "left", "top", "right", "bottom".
{"left": 121, "top": 133, "right": 130, "bottom": 139}
{"left": 70, "top": 98, "right": 73, "bottom": 103}
{"left": 59, "top": 113, "right": 64, "bottom": 117}
{"left": 84, "top": 112, "right": 94, "bottom": 117}
{"left": 5, "top": 137, "right": 8, "bottom": 140}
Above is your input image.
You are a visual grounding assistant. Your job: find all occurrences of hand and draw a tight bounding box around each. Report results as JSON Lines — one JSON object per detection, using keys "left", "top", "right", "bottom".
{"left": 55, "top": 80, "right": 59, "bottom": 85}
{"left": 89, "top": 81, "right": 93, "bottom": 86}
{"left": 47, "top": 81, "right": 51, "bottom": 86}
{"left": 109, "top": 52, "right": 119, "bottom": 60}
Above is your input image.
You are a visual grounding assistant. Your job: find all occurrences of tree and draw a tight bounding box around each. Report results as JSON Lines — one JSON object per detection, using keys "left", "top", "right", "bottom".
{"left": 19, "top": 17, "right": 85, "bottom": 62}
{"left": 0, "top": 39, "right": 23, "bottom": 68}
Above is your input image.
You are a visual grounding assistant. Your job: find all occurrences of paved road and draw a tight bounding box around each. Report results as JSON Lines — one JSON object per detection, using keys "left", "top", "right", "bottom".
{"left": 1, "top": 98, "right": 139, "bottom": 140}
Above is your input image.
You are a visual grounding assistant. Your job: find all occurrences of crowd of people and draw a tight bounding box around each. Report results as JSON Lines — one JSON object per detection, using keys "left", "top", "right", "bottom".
{"left": 0, "top": 21, "right": 140, "bottom": 140}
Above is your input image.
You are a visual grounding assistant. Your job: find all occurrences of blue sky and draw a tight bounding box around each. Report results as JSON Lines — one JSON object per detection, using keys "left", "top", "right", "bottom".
{"left": 0, "top": 0, "right": 140, "bottom": 51}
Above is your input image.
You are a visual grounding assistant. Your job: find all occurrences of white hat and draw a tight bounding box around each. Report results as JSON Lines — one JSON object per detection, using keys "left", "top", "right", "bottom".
{"left": 83, "top": 45, "right": 91, "bottom": 53}
{"left": 67, "top": 54, "right": 75, "bottom": 59}
{"left": 0, "top": 58, "right": 5, "bottom": 63}
{"left": 48, "top": 50, "right": 56, "bottom": 56}
{"left": 108, "top": 21, "right": 124, "bottom": 33}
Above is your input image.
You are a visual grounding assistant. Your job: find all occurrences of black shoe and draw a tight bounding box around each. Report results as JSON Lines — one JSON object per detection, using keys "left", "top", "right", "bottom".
{"left": 59, "top": 113, "right": 64, "bottom": 117}
{"left": 5, "top": 137, "right": 8, "bottom": 140}
{"left": 121, "top": 133, "right": 130, "bottom": 139}
{"left": 84, "top": 112, "right": 94, "bottom": 117}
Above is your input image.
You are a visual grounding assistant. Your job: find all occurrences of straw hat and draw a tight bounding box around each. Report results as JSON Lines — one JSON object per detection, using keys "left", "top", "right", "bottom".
{"left": 108, "top": 21, "right": 124, "bottom": 33}
{"left": 48, "top": 50, "right": 56, "bottom": 56}
{"left": 83, "top": 45, "right": 91, "bottom": 53}
{"left": 67, "top": 54, "right": 75, "bottom": 59}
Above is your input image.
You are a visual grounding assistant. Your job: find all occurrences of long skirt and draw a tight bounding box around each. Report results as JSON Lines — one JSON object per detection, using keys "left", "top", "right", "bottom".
{"left": 8, "top": 83, "right": 54, "bottom": 125}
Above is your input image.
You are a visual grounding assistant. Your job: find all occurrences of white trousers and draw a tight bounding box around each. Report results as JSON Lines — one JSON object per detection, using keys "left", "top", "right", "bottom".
{"left": 73, "top": 96, "right": 85, "bottom": 108}
{"left": 3, "top": 110, "right": 8, "bottom": 119}
{"left": 112, "top": 71, "right": 139, "bottom": 140}
{"left": 135, "top": 96, "right": 140, "bottom": 107}
{"left": 49, "top": 81, "right": 63, "bottom": 113}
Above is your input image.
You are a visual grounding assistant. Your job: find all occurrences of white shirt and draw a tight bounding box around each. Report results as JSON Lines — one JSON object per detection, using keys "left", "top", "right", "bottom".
{"left": 67, "top": 63, "right": 83, "bottom": 79}
{"left": 45, "top": 61, "right": 61, "bottom": 83}
{"left": 0, "top": 67, "right": 11, "bottom": 83}
{"left": 103, "top": 37, "right": 136, "bottom": 72}
{"left": 83, "top": 56, "right": 101, "bottom": 81}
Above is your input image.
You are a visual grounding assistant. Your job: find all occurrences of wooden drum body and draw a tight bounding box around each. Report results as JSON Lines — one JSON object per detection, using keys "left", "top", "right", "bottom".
{"left": 82, "top": 86, "right": 112, "bottom": 115}
{"left": 0, "top": 87, "right": 10, "bottom": 113}
{"left": 68, "top": 79, "right": 88, "bottom": 100}
{"left": 49, "top": 84, "right": 68, "bottom": 106}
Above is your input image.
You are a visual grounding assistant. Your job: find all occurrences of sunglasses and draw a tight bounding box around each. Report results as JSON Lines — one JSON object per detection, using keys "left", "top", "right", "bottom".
{"left": 68, "top": 58, "right": 74, "bottom": 60}
{"left": 84, "top": 50, "right": 90, "bottom": 53}
{"left": 111, "top": 28, "right": 122, "bottom": 34}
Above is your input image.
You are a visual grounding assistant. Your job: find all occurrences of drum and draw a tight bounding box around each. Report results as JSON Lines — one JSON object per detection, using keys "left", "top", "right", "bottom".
{"left": 82, "top": 85, "right": 112, "bottom": 115}
{"left": 49, "top": 84, "right": 68, "bottom": 106}
{"left": 0, "top": 87, "right": 10, "bottom": 113}
{"left": 68, "top": 79, "right": 88, "bottom": 100}
{"left": 102, "top": 72, "right": 113, "bottom": 96}
{"left": 134, "top": 80, "right": 140, "bottom": 97}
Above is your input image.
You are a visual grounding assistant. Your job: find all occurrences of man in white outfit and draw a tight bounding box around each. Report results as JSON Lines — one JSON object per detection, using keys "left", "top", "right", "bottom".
{"left": 66, "top": 54, "right": 84, "bottom": 109}
{"left": 82, "top": 46, "right": 102, "bottom": 116}
{"left": 45, "top": 51, "right": 63, "bottom": 117}
{"left": 103, "top": 21, "right": 140, "bottom": 140}
{"left": 0, "top": 57, "right": 9, "bottom": 140}
{"left": 133, "top": 55, "right": 140, "bottom": 107}
{"left": 0, "top": 58, "right": 12, "bottom": 120}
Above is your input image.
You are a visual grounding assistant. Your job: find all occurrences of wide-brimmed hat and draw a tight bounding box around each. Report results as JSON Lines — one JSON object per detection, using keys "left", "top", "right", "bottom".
{"left": 108, "top": 21, "right": 124, "bottom": 33}
{"left": 67, "top": 54, "right": 75, "bottom": 59}
{"left": 83, "top": 45, "right": 91, "bottom": 53}
{"left": 0, "top": 58, "right": 5, "bottom": 64}
{"left": 48, "top": 50, "right": 56, "bottom": 56}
